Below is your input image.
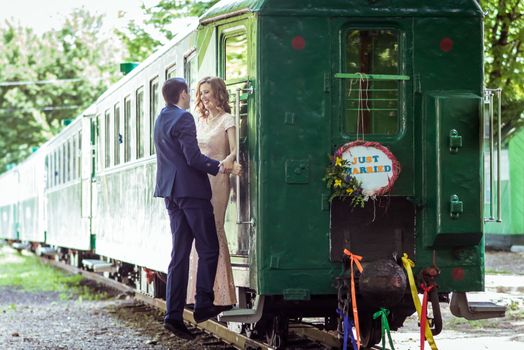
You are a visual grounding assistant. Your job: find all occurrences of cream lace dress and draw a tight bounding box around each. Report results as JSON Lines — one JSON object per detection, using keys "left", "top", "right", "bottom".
{"left": 186, "top": 112, "right": 237, "bottom": 306}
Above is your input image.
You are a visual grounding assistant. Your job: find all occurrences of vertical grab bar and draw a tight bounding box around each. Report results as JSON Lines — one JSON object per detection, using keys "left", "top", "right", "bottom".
{"left": 484, "top": 88, "right": 503, "bottom": 223}
{"left": 496, "top": 88, "right": 502, "bottom": 222}
{"left": 235, "top": 88, "right": 242, "bottom": 224}
{"left": 489, "top": 90, "right": 495, "bottom": 221}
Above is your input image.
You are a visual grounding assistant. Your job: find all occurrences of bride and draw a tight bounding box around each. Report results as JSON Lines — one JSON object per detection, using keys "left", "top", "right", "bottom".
{"left": 186, "top": 76, "right": 239, "bottom": 308}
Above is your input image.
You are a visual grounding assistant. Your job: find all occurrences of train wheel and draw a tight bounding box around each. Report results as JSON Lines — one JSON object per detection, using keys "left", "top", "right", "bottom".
{"left": 360, "top": 313, "right": 381, "bottom": 349}
{"left": 264, "top": 315, "right": 288, "bottom": 349}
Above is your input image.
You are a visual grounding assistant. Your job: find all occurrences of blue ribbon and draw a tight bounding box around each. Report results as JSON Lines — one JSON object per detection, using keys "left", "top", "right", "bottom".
{"left": 337, "top": 308, "right": 358, "bottom": 350}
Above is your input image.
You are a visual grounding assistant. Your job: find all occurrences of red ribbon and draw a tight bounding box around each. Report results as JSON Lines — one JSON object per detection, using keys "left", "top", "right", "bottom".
{"left": 420, "top": 283, "right": 435, "bottom": 350}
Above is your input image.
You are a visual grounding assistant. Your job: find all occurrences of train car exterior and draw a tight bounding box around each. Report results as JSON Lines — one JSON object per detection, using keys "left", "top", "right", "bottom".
{"left": 0, "top": 169, "right": 20, "bottom": 240}
{"left": 198, "top": 0, "right": 499, "bottom": 346}
{"left": 91, "top": 22, "right": 198, "bottom": 274}
{"left": 16, "top": 148, "right": 46, "bottom": 243}
{"left": 44, "top": 116, "right": 91, "bottom": 252}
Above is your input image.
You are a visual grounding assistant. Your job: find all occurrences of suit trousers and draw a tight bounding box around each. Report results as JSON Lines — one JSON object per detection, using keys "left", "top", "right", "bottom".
{"left": 164, "top": 197, "right": 219, "bottom": 322}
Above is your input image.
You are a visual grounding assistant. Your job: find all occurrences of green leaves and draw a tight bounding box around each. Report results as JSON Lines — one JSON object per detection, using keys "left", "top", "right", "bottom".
{"left": 0, "top": 9, "right": 121, "bottom": 172}
{"left": 116, "top": 0, "right": 220, "bottom": 62}
{"left": 480, "top": 0, "right": 524, "bottom": 141}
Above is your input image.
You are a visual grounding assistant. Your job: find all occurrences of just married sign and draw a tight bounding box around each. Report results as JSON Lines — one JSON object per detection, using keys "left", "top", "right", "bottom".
{"left": 336, "top": 141, "right": 400, "bottom": 196}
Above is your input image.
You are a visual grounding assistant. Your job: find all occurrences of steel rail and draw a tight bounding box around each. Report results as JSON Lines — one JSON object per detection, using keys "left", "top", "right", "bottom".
{"left": 40, "top": 257, "right": 272, "bottom": 350}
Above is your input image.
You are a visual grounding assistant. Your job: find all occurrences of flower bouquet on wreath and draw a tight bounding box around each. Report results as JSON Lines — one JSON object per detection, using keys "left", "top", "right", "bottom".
{"left": 323, "top": 154, "right": 368, "bottom": 208}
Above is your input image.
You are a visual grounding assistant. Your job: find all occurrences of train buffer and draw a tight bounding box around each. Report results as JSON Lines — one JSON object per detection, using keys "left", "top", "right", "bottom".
{"left": 82, "top": 259, "right": 117, "bottom": 273}
{"left": 450, "top": 292, "right": 506, "bottom": 320}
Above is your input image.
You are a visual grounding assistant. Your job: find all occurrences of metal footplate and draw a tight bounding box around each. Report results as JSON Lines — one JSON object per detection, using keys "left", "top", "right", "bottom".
{"left": 12, "top": 242, "right": 31, "bottom": 251}
{"left": 82, "top": 259, "right": 117, "bottom": 273}
{"left": 218, "top": 295, "right": 265, "bottom": 323}
{"left": 450, "top": 292, "right": 506, "bottom": 320}
{"left": 38, "top": 247, "right": 58, "bottom": 257}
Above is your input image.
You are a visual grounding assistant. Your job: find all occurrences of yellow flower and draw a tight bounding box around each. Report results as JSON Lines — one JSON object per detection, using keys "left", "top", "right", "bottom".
{"left": 334, "top": 179, "right": 342, "bottom": 188}
{"left": 346, "top": 187, "right": 354, "bottom": 194}
{"left": 335, "top": 157, "right": 343, "bottom": 166}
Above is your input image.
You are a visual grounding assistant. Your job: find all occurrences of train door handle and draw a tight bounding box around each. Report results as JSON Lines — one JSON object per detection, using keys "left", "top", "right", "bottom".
{"left": 450, "top": 194, "right": 463, "bottom": 219}
{"left": 449, "top": 129, "right": 462, "bottom": 153}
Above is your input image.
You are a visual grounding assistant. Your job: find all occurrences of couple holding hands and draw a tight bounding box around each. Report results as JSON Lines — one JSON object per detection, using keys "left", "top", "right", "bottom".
{"left": 153, "top": 76, "right": 241, "bottom": 339}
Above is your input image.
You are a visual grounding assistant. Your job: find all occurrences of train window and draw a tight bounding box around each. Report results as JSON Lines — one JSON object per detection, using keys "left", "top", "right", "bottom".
{"left": 66, "top": 140, "right": 71, "bottom": 182}
{"left": 77, "top": 131, "right": 81, "bottom": 178}
{"left": 53, "top": 150, "right": 58, "bottom": 186}
{"left": 60, "top": 145, "right": 65, "bottom": 185}
{"left": 184, "top": 50, "right": 197, "bottom": 111}
{"left": 72, "top": 135, "right": 77, "bottom": 180}
{"left": 124, "top": 96, "right": 132, "bottom": 162}
{"left": 150, "top": 77, "right": 159, "bottom": 155}
{"left": 224, "top": 32, "right": 248, "bottom": 81}
{"left": 342, "top": 29, "right": 400, "bottom": 135}
{"left": 136, "top": 87, "right": 144, "bottom": 159}
{"left": 104, "top": 109, "right": 111, "bottom": 168}
{"left": 114, "top": 103, "right": 121, "bottom": 165}
{"left": 166, "top": 64, "right": 177, "bottom": 79}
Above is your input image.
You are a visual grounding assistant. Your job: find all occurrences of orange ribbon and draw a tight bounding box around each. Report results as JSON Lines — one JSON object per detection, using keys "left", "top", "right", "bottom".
{"left": 343, "top": 249, "right": 364, "bottom": 350}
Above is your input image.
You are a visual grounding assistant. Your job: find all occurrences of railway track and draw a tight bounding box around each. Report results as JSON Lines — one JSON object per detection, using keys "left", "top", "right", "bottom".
{"left": 40, "top": 256, "right": 342, "bottom": 350}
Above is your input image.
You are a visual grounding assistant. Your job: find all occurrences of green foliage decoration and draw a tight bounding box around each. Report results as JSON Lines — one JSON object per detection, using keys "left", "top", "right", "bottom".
{"left": 323, "top": 155, "right": 367, "bottom": 208}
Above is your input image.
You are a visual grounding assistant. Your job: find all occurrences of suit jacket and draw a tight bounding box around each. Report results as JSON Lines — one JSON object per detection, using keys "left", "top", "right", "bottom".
{"left": 153, "top": 105, "right": 220, "bottom": 199}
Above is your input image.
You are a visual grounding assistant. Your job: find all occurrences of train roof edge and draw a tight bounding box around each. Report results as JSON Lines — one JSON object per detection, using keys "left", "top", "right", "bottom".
{"left": 200, "top": 0, "right": 483, "bottom": 23}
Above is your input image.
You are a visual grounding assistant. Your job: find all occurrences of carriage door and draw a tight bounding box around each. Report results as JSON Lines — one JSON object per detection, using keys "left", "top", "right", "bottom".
{"left": 330, "top": 22, "right": 415, "bottom": 262}
{"left": 219, "top": 23, "right": 255, "bottom": 283}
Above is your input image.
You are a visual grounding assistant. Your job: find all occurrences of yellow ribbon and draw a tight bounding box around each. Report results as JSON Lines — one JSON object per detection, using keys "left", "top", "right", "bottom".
{"left": 401, "top": 253, "right": 438, "bottom": 350}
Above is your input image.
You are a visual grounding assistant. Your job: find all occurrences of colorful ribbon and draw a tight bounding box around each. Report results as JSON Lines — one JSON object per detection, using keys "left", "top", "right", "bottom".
{"left": 420, "top": 283, "right": 435, "bottom": 350}
{"left": 401, "top": 253, "right": 438, "bottom": 350}
{"left": 373, "top": 308, "right": 395, "bottom": 350}
{"left": 343, "top": 249, "right": 364, "bottom": 349}
{"left": 337, "top": 308, "right": 358, "bottom": 350}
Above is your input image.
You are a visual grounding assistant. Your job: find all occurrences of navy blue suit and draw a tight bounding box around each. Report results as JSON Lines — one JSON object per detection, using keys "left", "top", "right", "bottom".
{"left": 154, "top": 105, "right": 220, "bottom": 322}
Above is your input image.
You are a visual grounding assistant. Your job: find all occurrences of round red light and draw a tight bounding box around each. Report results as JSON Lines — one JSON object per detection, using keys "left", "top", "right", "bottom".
{"left": 291, "top": 36, "right": 306, "bottom": 51}
{"left": 440, "top": 37, "right": 453, "bottom": 52}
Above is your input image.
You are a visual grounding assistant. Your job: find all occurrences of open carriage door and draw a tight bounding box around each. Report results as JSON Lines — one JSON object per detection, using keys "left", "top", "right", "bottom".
{"left": 219, "top": 22, "right": 255, "bottom": 289}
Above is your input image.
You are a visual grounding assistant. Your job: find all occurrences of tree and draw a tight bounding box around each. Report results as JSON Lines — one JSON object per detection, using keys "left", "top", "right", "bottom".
{"left": 480, "top": 0, "right": 524, "bottom": 142}
{"left": 116, "top": 0, "right": 219, "bottom": 62}
{"left": 0, "top": 9, "right": 123, "bottom": 172}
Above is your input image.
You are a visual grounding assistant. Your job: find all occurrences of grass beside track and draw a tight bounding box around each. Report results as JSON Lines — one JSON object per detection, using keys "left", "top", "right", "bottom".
{"left": 0, "top": 245, "right": 109, "bottom": 301}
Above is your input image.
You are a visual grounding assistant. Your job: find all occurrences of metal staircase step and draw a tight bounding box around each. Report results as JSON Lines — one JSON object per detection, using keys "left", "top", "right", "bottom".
{"left": 82, "top": 259, "right": 117, "bottom": 273}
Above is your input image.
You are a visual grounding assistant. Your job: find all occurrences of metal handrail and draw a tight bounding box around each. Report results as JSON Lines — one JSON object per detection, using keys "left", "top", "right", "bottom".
{"left": 484, "top": 88, "right": 502, "bottom": 223}
{"left": 235, "top": 87, "right": 254, "bottom": 225}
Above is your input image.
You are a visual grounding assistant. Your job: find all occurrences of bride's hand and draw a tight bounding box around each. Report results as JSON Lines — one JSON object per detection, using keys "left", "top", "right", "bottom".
{"left": 232, "top": 162, "right": 242, "bottom": 176}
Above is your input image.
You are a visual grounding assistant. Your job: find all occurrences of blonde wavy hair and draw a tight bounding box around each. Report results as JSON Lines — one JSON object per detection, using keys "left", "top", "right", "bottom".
{"left": 195, "top": 76, "right": 231, "bottom": 118}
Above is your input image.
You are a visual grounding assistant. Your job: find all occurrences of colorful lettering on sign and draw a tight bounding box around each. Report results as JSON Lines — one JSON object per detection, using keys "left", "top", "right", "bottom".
{"left": 348, "top": 154, "right": 392, "bottom": 174}
{"left": 350, "top": 165, "right": 392, "bottom": 174}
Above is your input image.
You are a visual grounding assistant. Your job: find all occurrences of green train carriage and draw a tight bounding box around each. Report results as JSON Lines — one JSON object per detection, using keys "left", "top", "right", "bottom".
{"left": 197, "top": 0, "right": 505, "bottom": 346}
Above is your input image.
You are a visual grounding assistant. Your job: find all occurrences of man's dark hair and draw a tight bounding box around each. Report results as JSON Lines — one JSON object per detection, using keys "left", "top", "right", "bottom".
{"left": 162, "top": 78, "right": 188, "bottom": 106}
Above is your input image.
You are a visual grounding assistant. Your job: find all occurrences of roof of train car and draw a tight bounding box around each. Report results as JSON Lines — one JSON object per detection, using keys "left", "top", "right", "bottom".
{"left": 200, "top": 0, "right": 483, "bottom": 23}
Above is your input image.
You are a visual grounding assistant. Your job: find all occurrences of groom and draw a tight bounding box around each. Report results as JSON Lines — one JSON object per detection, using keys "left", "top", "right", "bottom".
{"left": 153, "top": 77, "right": 239, "bottom": 339}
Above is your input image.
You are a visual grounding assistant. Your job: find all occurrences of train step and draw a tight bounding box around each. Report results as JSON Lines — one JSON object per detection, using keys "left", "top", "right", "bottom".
{"left": 82, "top": 259, "right": 117, "bottom": 273}
{"left": 450, "top": 292, "right": 506, "bottom": 320}
{"left": 12, "top": 242, "right": 31, "bottom": 251}
{"left": 218, "top": 295, "right": 265, "bottom": 323}
{"left": 38, "top": 246, "right": 58, "bottom": 257}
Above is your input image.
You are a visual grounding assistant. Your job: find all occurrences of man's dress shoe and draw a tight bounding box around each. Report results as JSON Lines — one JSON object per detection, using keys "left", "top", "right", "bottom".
{"left": 193, "top": 305, "right": 225, "bottom": 323}
{"left": 163, "top": 320, "right": 195, "bottom": 340}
